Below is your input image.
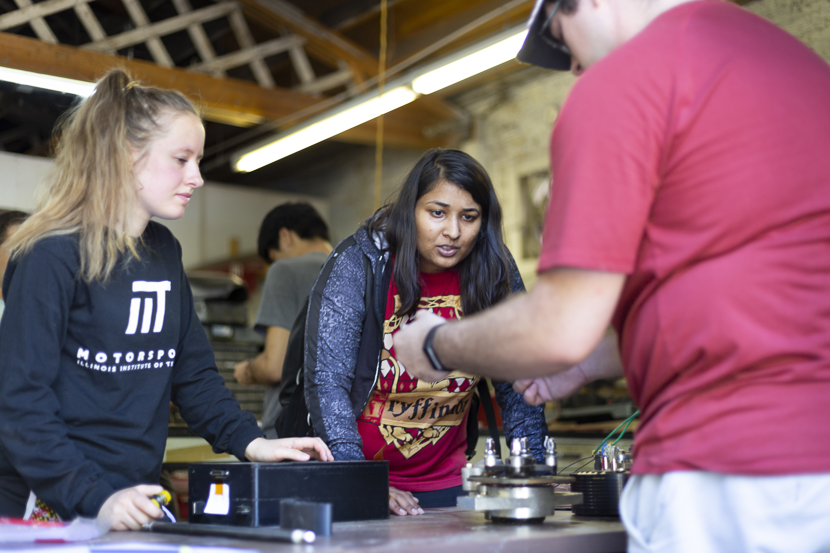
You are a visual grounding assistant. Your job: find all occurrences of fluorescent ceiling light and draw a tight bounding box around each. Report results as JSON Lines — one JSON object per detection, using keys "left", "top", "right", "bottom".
{"left": 411, "top": 31, "right": 527, "bottom": 95}
{"left": 234, "top": 86, "right": 417, "bottom": 172}
{"left": 232, "top": 24, "right": 528, "bottom": 172}
{"left": 0, "top": 66, "right": 95, "bottom": 97}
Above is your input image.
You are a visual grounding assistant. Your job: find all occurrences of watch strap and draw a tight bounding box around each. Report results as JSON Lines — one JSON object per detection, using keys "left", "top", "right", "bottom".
{"left": 423, "top": 324, "right": 450, "bottom": 372}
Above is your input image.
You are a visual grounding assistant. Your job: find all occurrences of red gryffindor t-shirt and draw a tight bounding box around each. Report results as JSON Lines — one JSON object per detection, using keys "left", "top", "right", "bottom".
{"left": 357, "top": 268, "right": 477, "bottom": 492}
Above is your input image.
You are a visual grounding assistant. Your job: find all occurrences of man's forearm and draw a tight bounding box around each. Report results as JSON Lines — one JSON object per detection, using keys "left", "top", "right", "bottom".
{"left": 575, "top": 330, "right": 624, "bottom": 381}
{"left": 394, "top": 268, "right": 625, "bottom": 383}
{"left": 434, "top": 293, "right": 575, "bottom": 379}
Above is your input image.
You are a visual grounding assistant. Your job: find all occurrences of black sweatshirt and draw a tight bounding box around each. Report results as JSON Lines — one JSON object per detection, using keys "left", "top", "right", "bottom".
{"left": 0, "top": 222, "right": 263, "bottom": 519}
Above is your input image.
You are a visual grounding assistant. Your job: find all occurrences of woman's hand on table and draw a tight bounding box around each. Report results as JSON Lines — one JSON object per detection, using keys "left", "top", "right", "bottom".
{"left": 98, "top": 484, "right": 164, "bottom": 531}
{"left": 244, "top": 437, "right": 334, "bottom": 462}
{"left": 389, "top": 486, "right": 423, "bottom": 516}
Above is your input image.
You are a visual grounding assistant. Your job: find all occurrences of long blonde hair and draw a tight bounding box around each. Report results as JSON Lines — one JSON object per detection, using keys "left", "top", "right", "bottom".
{"left": 6, "top": 69, "right": 199, "bottom": 282}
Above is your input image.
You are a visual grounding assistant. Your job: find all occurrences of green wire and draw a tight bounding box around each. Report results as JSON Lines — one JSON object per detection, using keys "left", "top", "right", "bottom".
{"left": 610, "top": 415, "right": 636, "bottom": 446}
{"left": 593, "top": 409, "right": 640, "bottom": 454}
{"left": 593, "top": 413, "right": 632, "bottom": 454}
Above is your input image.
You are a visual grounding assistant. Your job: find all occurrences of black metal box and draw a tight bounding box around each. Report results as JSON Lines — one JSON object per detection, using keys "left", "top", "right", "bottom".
{"left": 188, "top": 461, "right": 389, "bottom": 527}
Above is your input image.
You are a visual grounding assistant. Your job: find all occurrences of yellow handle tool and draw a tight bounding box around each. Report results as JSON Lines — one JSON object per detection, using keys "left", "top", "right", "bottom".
{"left": 150, "top": 490, "right": 172, "bottom": 508}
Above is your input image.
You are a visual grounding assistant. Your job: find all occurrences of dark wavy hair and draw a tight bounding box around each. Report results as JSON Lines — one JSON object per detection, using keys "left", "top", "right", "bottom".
{"left": 368, "top": 148, "right": 512, "bottom": 318}
{"left": 257, "top": 202, "right": 330, "bottom": 263}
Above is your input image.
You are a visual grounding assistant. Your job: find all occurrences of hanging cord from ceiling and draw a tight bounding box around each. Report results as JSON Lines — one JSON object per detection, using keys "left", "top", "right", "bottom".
{"left": 373, "top": 0, "right": 388, "bottom": 211}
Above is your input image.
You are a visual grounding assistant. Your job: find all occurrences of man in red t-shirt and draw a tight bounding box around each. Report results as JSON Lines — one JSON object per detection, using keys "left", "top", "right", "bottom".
{"left": 394, "top": 0, "right": 830, "bottom": 550}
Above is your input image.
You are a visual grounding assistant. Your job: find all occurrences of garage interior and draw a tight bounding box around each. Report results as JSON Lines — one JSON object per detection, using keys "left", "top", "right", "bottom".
{"left": 0, "top": 0, "right": 828, "bottom": 548}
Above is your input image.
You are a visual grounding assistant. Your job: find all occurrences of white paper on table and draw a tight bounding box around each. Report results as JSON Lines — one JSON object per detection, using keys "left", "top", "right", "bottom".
{"left": 203, "top": 483, "right": 230, "bottom": 515}
{"left": 89, "top": 544, "right": 260, "bottom": 553}
{"left": 89, "top": 545, "right": 178, "bottom": 552}
{"left": 0, "top": 517, "right": 104, "bottom": 543}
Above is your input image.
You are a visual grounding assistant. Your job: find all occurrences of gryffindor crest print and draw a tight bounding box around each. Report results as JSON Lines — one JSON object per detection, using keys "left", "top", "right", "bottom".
{"left": 359, "top": 292, "right": 479, "bottom": 460}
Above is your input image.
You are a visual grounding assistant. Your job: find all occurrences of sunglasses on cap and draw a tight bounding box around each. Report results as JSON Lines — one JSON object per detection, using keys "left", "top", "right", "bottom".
{"left": 539, "top": 0, "right": 572, "bottom": 57}
{"left": 516, "top": 0, "right": 573, "bottom": 70}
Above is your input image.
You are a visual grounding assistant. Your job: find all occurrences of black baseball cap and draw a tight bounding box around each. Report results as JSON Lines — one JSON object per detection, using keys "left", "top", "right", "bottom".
{"left": 516, "top": 0, "right": 573, "bottom": 70}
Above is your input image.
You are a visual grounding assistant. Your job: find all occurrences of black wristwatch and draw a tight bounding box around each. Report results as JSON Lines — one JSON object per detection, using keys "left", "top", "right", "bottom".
{"left": 423, "top": 325, "right": 451, "bottom": 372}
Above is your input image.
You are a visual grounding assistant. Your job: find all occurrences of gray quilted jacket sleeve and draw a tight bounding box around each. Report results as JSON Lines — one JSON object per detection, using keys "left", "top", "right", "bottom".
{"left": 492, "top": 253, "right": 548, "bottom": 463}
{"left": 304, "top": 243, "right": 368, "bottom": 461}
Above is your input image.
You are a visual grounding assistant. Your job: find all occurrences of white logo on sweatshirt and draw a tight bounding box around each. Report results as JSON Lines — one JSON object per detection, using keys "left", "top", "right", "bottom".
{"left": 125, "top": 280, "right": 171, "bottom": 335}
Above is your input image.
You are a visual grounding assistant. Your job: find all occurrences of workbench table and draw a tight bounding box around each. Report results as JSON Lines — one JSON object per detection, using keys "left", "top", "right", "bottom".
{"left": 12, "top": 508, "right": 625, "bottom": 553}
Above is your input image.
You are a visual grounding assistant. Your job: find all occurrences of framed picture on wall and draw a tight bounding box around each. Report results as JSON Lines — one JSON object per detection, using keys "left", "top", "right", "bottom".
{"left": 519, "top": 170, "right": 551, "bottom": 260}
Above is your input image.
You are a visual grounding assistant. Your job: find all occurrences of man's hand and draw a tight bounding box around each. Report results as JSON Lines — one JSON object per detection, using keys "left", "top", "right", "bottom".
{"left": 233, "top": 360, "right": 253, "bottom": 385}
{"left": 513, "top": 332, "right": 623, "bottom": 405}
{"left": 244, "top": 437, "right": 334, "bottom": 462}
{"left": 389, "top": 486, "right": 423, "bottom": 516}
{"left": 392, "top": 311, "right": 447, "bottom": 383}
{"left": 514, "top": 331, "right": 625, "bottom": 405}
{"left": 513, "top": 365, "right": 590, "bottom": 405}
{"left": 97, "top": 484, "right": 164, "bottom": 531}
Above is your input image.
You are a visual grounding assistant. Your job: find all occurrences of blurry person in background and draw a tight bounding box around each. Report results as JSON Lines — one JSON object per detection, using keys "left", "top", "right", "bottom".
{"left": 234, "top": 202, "right": 332, "bottom": 437}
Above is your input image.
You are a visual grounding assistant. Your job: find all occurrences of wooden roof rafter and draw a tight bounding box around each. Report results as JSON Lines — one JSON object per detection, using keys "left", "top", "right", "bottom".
{"left": 0, "top": 0, "right": 365, "bottom": 97}
{"left": 0, "top": 0, "right": 480, "bottom": 165}
{"left": 169, "top": 0, "right": 221, "bottom": 77}
{"left": 0, "top": 0, "right": 94, "bottom": 30}
{"left": 11, "top": 0, "right": 58, "bottom": 43}
{"left": 0, "top": 30, "right": 452, "bottom": 150}
{"left": 81, "top": 1, "right": 237, "bottom": 54}
{"left": 235, "top": 0, "right": 378, "bottom": 79}
{"left": 230, "top": 0, "right": 462, "bottom": 123}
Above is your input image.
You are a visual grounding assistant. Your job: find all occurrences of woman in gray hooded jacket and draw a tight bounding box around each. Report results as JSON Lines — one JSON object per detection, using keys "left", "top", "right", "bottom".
{"left": 304, "top": 149, "right": 548, "bottom": 516}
